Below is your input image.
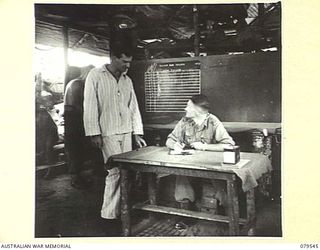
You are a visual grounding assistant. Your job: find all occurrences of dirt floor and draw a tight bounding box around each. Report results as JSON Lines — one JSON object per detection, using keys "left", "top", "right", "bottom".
{"left": 35, "top": 167, "right": 282, "bottom": 237}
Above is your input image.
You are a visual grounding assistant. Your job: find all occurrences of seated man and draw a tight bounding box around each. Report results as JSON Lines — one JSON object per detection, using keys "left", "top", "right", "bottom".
{"left": 165, "top": 94, "right": 235, "bottom": 208}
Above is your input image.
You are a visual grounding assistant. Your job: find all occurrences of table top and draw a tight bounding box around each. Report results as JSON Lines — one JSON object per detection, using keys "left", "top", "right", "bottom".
{"left": 111, "top": 146, "right": 268, "bottom": 174}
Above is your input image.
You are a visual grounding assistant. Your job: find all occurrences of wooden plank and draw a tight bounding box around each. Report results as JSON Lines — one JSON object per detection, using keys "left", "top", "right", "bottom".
{"left": 147, "top": 173, "right": 157, "bottom": 221}
{"left": 242, "top": 188, "right": 257, "bottom": 236}
{"left": 62, "top": 26, "right": 69, "bottom": 86}
{"left": 246, "top": 188, "right": 256, "bottom": 221}
{"left": 36, "top": 161, "right": 66, "bottom": 171}
{"left": 131, "top": 217, "right": 158, "bottom": 236}
{"left": 147, "top": 173, "right": 157, "bottom": 204}
{"left": 113, "top": 157, "right": 236, "bottom": 174}
{"left": 116, "top": 162, "right": 235, "bottom": 181}
{"left": 120, "top": 168, "right": 131, "bottom": 236}
{"left": 193, "top": 4, "right": 200, "bottom": 56}
{"left": 132, "top": 203, "right": 246, "bottom": 225}
{"left": 111, "top": 147, "right": 236, "bottom": 173}
{"left": 227, "top": 178, "right": 240, "bottom": 235}
{"left": 111, "top": 146, "right": 269, "bottom": 175}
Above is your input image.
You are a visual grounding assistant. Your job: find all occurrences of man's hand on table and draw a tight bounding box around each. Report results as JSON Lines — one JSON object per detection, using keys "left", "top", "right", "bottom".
{"left": 190, "top": 141, "right": 206, "bottom": 151}
{"left": 90, "top": 135, "right": 103, "bottom": 148}
{"left": 173, "top": 142, "right": 185, "bottom": 151}
{"left": 134, "top": 134, "right": 147, "bottom": 148}
{"left": 191, "top": 142, "right": 226, "bottom": 152}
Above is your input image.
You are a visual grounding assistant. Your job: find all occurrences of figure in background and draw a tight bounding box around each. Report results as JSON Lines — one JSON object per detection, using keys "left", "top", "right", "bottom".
{"left": 35, "top": 73, "right": 59, "bottom": 167}
{"left": 166, "top": 94, "right": 235, "bottom": 209}
{"left": 64, "top": 65, "right": 104, "bottom": 189}
{"left": 83, "top": 45, "right": 146, "bottom": 235}
{"left": 36, "top": 95, "right": 59, "bottom": 166}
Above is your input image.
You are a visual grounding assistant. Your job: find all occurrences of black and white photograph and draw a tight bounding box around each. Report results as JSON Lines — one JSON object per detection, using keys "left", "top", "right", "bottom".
{"left": 34, "top": 3, "right": 282, "bottom": 238}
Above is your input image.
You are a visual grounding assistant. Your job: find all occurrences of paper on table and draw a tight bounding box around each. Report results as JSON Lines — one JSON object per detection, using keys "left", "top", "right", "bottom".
{"left": 222, "top": 159, "right": 250, "bottom": 169}
{"left": 169, "top": 149, "right": 196, "bottom": 155}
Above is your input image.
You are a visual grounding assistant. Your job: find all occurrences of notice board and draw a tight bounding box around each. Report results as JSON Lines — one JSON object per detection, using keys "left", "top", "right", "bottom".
{"left": 128, "top": 51, "right": 281, "bottom": 124}
{"left": 144, "top": 60, "right": 201, "bottom": 112}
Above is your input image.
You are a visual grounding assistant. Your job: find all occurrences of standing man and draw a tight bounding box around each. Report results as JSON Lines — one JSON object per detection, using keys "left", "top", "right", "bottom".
{"left": 83, "top": 46, "right": 146, "bottom": 234}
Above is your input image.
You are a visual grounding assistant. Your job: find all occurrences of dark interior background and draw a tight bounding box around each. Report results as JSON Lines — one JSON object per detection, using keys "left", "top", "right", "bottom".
{"left": 129, "top": 51, "right": 281, "bottom": 124}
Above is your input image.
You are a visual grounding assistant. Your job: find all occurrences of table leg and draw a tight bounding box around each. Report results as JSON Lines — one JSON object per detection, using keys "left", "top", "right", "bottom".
{"left": 120, "top": 168, "right": 131, "bottom": 236}
{"left": 147, "top": 173, "right": 157, "bottom": 222}
{"left": 227, "top": 177, "right": 240, "bottom": 236}
{"left": 246, "top": 188, "right": 256, "bottom": 236}
{"left": 147, "top": 173, "right": 157, "bottom": 204}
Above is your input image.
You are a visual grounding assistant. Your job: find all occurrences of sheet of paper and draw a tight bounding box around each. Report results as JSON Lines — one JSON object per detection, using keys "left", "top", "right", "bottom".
{"left": 168, "top": 149, "right": 196, "bottom": 155}
{"left": 222, "top": 159, "right": 250, "bottom": 169}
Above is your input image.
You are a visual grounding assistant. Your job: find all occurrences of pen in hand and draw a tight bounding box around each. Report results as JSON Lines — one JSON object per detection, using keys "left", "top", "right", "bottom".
{"left": 174, "top": 141, "right": 185, "bottom": 151}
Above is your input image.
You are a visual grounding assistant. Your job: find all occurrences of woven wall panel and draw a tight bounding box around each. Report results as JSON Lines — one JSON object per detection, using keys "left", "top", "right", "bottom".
{"left": 35, "top": 20, "right": 109, "bottom": 56}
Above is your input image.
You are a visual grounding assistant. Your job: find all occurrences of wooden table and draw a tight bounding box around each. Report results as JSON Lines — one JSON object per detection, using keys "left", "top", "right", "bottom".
{"left": 110, "top": 146, "right": 270, "bottom": 236}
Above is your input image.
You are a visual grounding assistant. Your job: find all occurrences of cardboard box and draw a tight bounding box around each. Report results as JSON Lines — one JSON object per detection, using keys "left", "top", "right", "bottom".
{"left": 223, "top": 145, "right": 240, "bottom": 164}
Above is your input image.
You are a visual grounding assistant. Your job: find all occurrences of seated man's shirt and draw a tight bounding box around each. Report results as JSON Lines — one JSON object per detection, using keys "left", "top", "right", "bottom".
{"left": 167, "top": 114, "right": 235, "bottom": 147}
{"left": 167, "top": 114, "right": 235, "bottom": 203}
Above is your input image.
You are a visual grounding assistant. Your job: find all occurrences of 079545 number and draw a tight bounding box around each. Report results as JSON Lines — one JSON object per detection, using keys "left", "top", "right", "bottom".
{"left": 300, "top": 244, "right": 319, "bottom": 248}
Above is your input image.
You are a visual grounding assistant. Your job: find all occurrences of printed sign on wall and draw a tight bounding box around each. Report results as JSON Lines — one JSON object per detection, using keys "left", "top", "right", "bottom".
{"left": 144, "top": 60, "right": 201, "bottom": 112}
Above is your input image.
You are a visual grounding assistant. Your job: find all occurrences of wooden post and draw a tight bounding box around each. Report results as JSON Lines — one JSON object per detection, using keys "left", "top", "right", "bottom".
{"left": 193, "top": 4, "right": 200, "bottom": 56}
{"left": 147, "top": 173, "right": 157, "bottom": 204}
{"left": 258, "top": 4, "right": 265, "bottom": 26}
{"left": 246, "top": 188, "right": 256, "bottom": 221}
{"left": 226, "top": 177, "right": 240, "bottom": 236}
{"left": 147, "top": 173, "right": 157, "bottom": 223}
{"left": 245, "top": 188, "right": 256, "bottom": 236}
{"left": 144, "top": 48, "right": 151, "bottom": 60}
{"left": 62, "top": 26, "right": 69, "bottom": 87}
{"left": 120, "top": 168, "right": 131, "bottom": 236}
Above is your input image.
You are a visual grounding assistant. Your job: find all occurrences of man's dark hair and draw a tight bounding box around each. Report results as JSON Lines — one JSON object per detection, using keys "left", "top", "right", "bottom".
{"left": 110, "top": 43, "right": 133, "bottom": 58}
{"left": 191, "top": 94, "right": 210, "bottom": 112}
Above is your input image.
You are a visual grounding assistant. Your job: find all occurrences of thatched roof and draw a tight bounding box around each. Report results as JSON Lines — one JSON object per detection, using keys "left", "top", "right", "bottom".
{"left": 35, "top": 3, "right": 281, "bottom": 58}
{"left": 35, "top": 20, "right": 109, "bottom": 56}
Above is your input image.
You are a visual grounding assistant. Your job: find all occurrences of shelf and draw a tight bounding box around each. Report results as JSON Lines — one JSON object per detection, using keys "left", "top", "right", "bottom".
{"left": 132, "top": 202, "right": 247, "bottom": 225}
